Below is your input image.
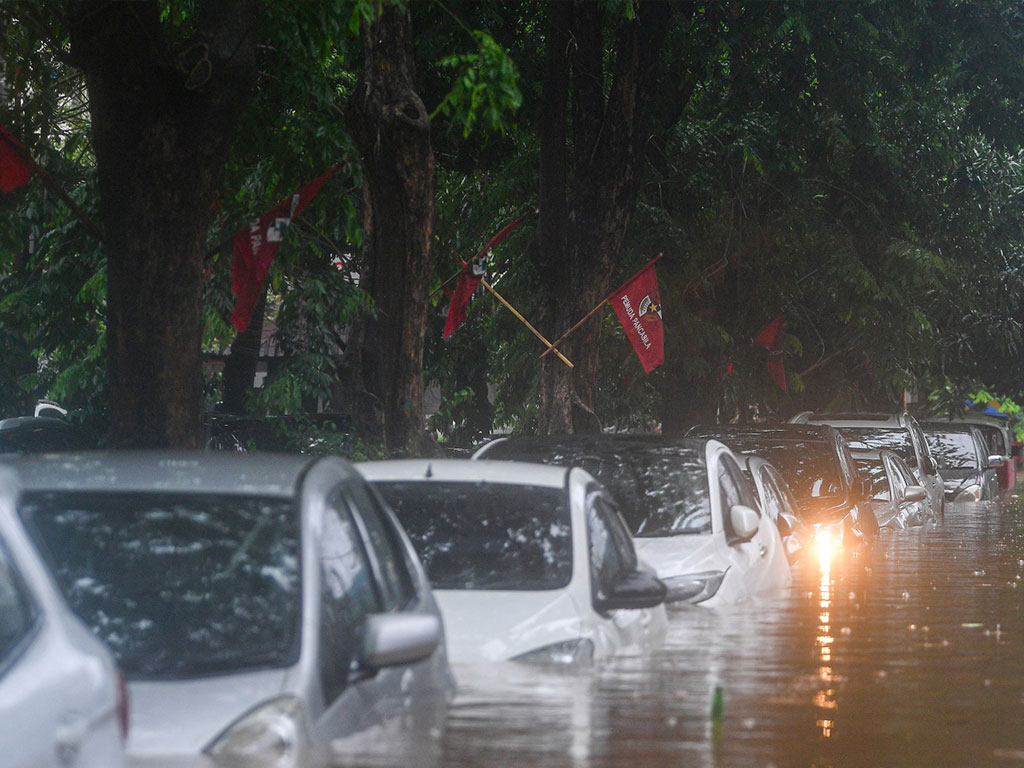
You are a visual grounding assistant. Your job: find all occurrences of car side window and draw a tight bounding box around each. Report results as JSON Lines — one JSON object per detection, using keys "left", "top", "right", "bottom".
{"left": 887, "top": 457, "right": 908, "bottom": 503}
{"left": 767, "top": 467, "right": 801, "bottom": 520}
{"left": 757, "top": 467, "right": 783, "bottom": 522}
{"left": 318, "top": 490, "right": 382, "bottom": 704}
{"left": 586, "top": 493, "right": 637, "bottom": 606}
{"left": 343, "top": 481, "right": 416, "bottom": 611}
{"left": 718, "top": 454, "right": 758, "bottom": 536}
{"left": 0, "top": 541, "right": 36, "bottom": 674}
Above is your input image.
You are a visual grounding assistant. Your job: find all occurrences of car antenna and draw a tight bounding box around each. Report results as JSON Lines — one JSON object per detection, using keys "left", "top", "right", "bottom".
{"left": 424, "top": 463, "right": 433, "bottom": 478}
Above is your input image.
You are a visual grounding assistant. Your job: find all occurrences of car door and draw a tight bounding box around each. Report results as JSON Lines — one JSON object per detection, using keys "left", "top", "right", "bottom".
{"left": 340, "top": 480, "right": 447, "bottom": 728}
{"left": 714, "top": 450, "right": 790, "bottom": 598}
{"left": 311, "top": 487, "right": 386, "bottom": 741}
{"left": 585, "top": 491, "right": 657, "bottom": 653}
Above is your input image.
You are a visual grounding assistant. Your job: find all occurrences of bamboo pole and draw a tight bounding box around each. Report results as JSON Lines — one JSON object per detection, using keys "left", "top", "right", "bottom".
{"left": 482, "top": 278, "right": 573, "bottom": 368}
{"left": 539, "top": 253, "right": 664, "bottom": 360}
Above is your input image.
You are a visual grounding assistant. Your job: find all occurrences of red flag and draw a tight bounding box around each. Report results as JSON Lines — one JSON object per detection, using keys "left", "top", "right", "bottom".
{"left": 442, "top": 210, "right": 534, "bottom": 339}
{"left": 0, "top": 124, "right": 33, "bottom": 194}
{"left": 754, "top": 314, "right": 786, "bottom": 391}
{"left": 609, "top": 255, "right": 664, "bottom": 373}
{"left": 230, "top": 163, "right": 342, "bottom": 332}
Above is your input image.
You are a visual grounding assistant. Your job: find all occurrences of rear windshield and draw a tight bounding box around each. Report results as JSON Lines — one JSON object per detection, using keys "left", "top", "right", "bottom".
{"left": 714, "top": 438, "right": 845, "bottom": 506}
{"left": 924, "top": 432, "right": 979, "bottom": 470}
{"left": 835, "top": 427, "right": 916, "bottom": 465}
{"left": 477, "top": 444, "right": 712, "bottom": 537}
{"left": 373, "top": 482, "right": 573, "bottom": 590}
{"left": 19, "top": 491, "right": 301, "bottom": 680}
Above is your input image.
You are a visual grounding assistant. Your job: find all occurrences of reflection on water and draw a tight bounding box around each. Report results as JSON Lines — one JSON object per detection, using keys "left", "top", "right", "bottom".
{"left": 148, "top": 494, "right": 1024, "bottom": 768}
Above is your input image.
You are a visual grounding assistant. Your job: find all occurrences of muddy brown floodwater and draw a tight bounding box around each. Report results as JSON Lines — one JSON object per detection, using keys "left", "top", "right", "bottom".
{"left": 329, "top": 494, "right": 1024, "bottom": 768}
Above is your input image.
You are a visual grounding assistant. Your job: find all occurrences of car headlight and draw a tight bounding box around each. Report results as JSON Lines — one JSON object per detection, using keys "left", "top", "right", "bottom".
{"left": 955, "top": 484, "right": 982, "bottom": 503}
{"left": 205, "top": 696, "right": 307, "bottom": 767}
{"left": 511, "top": 638, "right": 595, "bottom": 665}
{"left": 660, "top": 569, "right": 727, "bottom": 605}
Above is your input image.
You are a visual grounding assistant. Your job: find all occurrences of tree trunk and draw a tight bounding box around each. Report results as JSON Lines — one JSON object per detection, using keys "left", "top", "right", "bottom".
{"left": 536, "top": 0, "right": 673, "bottom": 434}
{"left": 69, "top": 0, "right": 258, "bottom": 448}
{"left": 347, "top": 1, "right": 434, "bottom": 452}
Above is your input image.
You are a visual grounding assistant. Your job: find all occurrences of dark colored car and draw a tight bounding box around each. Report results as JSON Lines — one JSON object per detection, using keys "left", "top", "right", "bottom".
{"left": 920, "top": 422, "right": 1000, "bottom": 501}
{"left": 0, "top": 416, "right": 98, "bottom": 454}
{"left": 685, "top": 423, "right": 879, "bottom": 546}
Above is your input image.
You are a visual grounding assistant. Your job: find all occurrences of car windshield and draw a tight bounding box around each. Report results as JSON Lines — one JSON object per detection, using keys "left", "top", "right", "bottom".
{"left": 478, "top": 443, "right": 712, "bottom": 537}
{"left": 372, "top": 481, "right": 573, "bottom": 590}
{"left": 924, "top": 431, "right": 979, "bottom": 470}
{"left": 18, "top": 491, "right": 301, "bottom": 680}
{"left": 834, "top": 427, "right": 917, "bottom": 465}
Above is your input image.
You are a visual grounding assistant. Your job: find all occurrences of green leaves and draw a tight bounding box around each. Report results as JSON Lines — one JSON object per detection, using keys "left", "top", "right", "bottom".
{"left": 431, "top": 30, "right": 522, "bottom": 138}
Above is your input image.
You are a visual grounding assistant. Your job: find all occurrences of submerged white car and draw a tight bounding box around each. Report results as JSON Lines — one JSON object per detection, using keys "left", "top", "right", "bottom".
{"left": 2, "top": 452, "right": 453, "bottom": 765}
{"left": 473, "top": 436, "right": 792, "bottom": 607}
{"left": 0, "top": 467, "right": 127, "bottom": 768}
{"left": 357, "top": 459, "right": 668, "bottom": 664}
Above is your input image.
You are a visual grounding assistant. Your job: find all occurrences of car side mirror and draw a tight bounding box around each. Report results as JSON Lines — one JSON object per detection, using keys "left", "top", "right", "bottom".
{"left": 729, "top": 504, "right": 760, "bottom": 543}
{"left": 988, "top": 454, "right": 1006, "bottom": 468}
{"left": 595, "top": 570, "right": 667, "bottom": 613}
{"left": 360, "top": 613, "right": 442, "bottom": 669}
{"left": 901, "top": 485, "right": 928, "bottom": 504}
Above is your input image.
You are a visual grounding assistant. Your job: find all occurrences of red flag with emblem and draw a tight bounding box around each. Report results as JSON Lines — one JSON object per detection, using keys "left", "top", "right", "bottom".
{"left": 0, "top": 124, "right": 33, "bottom": 194}
{"left": 442, "top": 210, "right": 534, "bottom": 339}
{"left": 754, "top": 313, "right": 787, "bottom": 391}
{"left": 609, "top": 255, "right": 664, "bottom": 373}
{"left": 230, "top": 163, "right": 342, "bottom": 332}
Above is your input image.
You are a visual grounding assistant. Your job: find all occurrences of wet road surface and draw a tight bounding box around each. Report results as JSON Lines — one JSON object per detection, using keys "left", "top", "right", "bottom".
{"left": 330, "top": 493, "right": 1024, "bottom": 768}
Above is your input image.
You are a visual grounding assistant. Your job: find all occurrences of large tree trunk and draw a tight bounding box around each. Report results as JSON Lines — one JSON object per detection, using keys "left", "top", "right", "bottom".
{"left": 536, "top": 1, "right": 672, "bottom": 434}
{"left": 347, "top": 1, "right": 434, "bottom": 452}
{"left": 70, "top": 0, "right": 257, "bottom": 448}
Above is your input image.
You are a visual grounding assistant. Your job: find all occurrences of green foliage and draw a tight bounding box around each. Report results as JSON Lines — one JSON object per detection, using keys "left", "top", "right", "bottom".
{"left": 431, "top": 30, "right": 522, "bottom": 138}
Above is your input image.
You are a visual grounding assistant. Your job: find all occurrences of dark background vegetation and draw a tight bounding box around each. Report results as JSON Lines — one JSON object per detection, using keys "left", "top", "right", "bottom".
{"left": 2, "top": 0, "right": 1024, "bottom": 451}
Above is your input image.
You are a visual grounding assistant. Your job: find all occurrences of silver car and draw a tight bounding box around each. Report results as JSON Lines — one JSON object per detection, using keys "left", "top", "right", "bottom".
{"left": 0, "top": 466, "right": 127, "bottom": 768}
{"left": 0, "top": 451, "right": 454, "bottom": 765}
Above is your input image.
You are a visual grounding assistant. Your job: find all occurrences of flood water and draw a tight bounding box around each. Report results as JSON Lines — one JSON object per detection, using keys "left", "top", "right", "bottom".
{"left": 330, "top": 494, "right": 1024, "bottom": 768}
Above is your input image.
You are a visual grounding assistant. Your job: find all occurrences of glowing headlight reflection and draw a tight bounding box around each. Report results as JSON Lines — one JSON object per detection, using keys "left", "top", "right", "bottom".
{"left": 815, "top": 527, "right": 837, "bottom": 569}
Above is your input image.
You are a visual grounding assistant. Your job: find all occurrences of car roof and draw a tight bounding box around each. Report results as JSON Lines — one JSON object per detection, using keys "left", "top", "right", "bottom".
{"left": 357, "top": 458, "right": 571, "bottom": 488}
{"left": 0, "top": 450, "right": 335, "bottom": 497}
{"left": 473, "top": 433, "right": 709, "bottom": 462}
{"left": 920, "top": 421, "right": 981, "bottom": 434}
{"left": 0, "top": 416, "right": 72, "bottom": 432}
{"left": 802, "top": 412, "right": 908, "bottom": 427}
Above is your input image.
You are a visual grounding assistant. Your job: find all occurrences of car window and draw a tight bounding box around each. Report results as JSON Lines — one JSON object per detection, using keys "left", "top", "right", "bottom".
{"left": 756, "top": 467, "right": 787, "bottom": 522}
{"left": 892, "top": 457, "right": 920, "bottom": 490}
{"left": 0, "top": 540, "right": 36, "bottom": 673}
{"left": 587, "top": 493, "right": 637, "bottom": 606}
{"left": 835, "top": 427, "right": 917, "bottom": 466}
{"left": 718, "top": 453, "right": 758, "bottom": 540}
{"left": 343, "top": 481, "right": 415, "bottom": 611}
{"left": 19, "top": 491, "right": 302, "bottom": 680}
{"left": 887, "top": 456, "right": 908, "bottom": 502}
{"left": 924, "top": 431, "right": 980, "bottom": 470}
{"left": 765, "top": 466, "right": 801, "bottom": 519}
{"left": 319, "top": 491, "right": 382, "bottom": 703}
{"left": 855, "top": 459, "right": 891, "bottom": 502}
{"left": 373, "top": 481, "right": 573, "bottom": 591}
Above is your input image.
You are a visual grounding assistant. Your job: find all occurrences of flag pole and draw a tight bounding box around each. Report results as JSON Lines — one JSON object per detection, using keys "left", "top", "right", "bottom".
{"left": 481, "top": 278, "right": 574, "bottom": 368}
{"left": 2, "top": 131, "right": 105, "bottom": 242}
{"left": 539, "top": 253, "right": 664, "bottom": 360}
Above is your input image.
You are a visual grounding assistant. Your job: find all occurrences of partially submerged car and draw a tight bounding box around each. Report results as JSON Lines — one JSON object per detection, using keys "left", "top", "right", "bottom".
{"left": 789, "top": 412, "right": 945, "bottom": 516}
{"left": 357, "top": 458, "right": 668, "bottom": 663}
{"left": 850, "top": 449, "right": 936, "bottom": 529}
{"left": 0, "top": 466, "right": 127, "bottom": 768}
{"left": 921, "top": 422, "right": 1000, "bottom": 502}
{"left": 472, "top": 435, "right": 791, "bottom": 607}
{"left": 685, "top": 424, "right": 879, "bottom": 552}
{"left": 929, "top": 413, "right": 1015, "bottom": 491}
{"left": 2, "top": 452, "right": 453, "bottom": 764}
